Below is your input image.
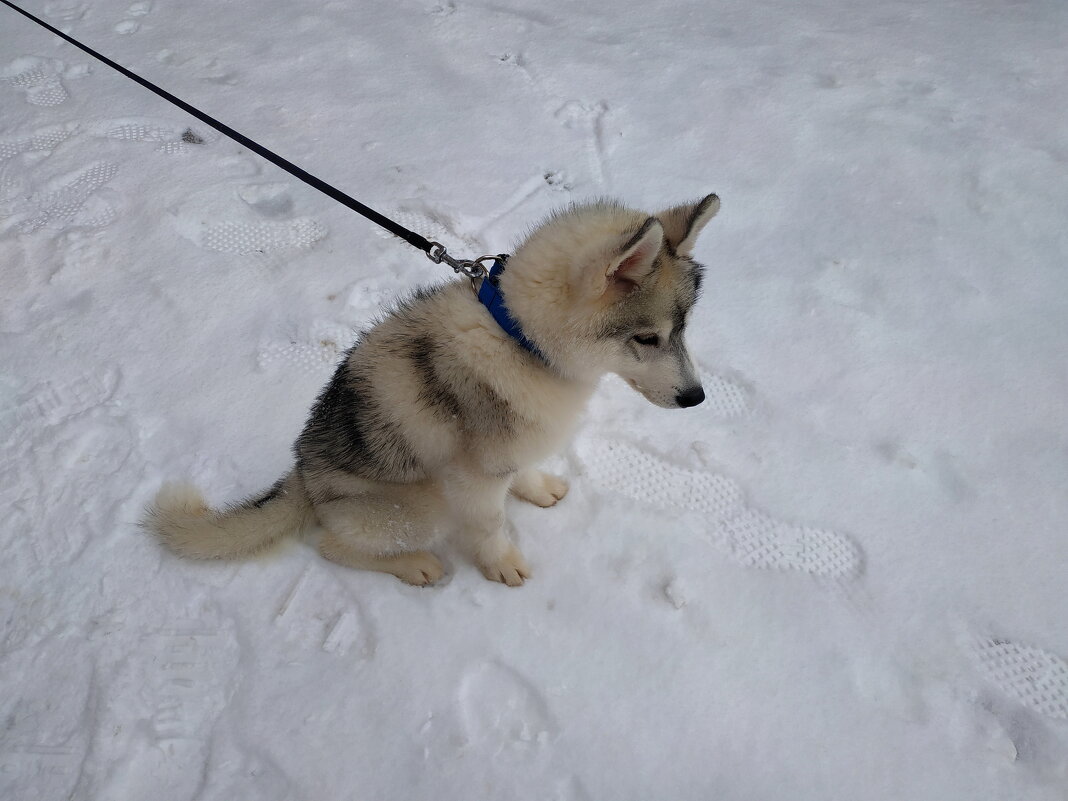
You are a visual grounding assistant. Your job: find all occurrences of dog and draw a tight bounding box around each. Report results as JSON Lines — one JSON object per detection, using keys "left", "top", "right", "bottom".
{"left": 145, "top": 194, "right": 719, "bottom": 586}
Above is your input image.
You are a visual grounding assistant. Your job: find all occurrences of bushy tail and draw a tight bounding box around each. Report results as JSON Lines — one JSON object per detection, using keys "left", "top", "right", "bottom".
{"left": 144, "top": 470, "right": 312, "bottom": 559}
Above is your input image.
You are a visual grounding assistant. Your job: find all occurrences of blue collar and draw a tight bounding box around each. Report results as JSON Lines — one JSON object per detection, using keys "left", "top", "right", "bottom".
{"left": 476, "top": 256, "right": 548, "bottom": 365}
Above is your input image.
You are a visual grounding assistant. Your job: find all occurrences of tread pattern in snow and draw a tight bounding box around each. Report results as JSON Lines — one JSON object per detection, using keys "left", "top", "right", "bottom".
{"left": 719, "top": 507, "right": 862, "bottom": 578}
{"left": 578, "top": 438, "right": 744, "bottom": 520}
{"left": 19, "top": 161, "right": 118, "bottom": 232}
{"left": 200, "top": 219, "right": 326, "bottom": 254}
{"left": 974, "top": 638, "right": 1068, "bottom": 720}
{"left": 0, "top": 125, "right": 76, "bottom": 162}
{"left": 257, "top": 321, "right": 355, "bottom": 375}
{"left": 698, "top": 369, "right": 753, "bottom": 419}
{"left": 99, "top": 120, "right": 217, "bottom": 154}
{"left": 2, "top": 64, "right": 67, "bottom": 106}
{"left": 578, "top": 437, "right": 863, "bottom": 579}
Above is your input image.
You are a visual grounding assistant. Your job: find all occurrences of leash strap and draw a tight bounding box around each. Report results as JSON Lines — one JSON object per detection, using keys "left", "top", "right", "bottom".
{"left": 476, "top": 257, "right": 547, "bottom": 363}
{"left": 3, "top": 1, "right": 543, "bottom": 354}
{"left": 0, "top": 0, "right": 435, "bottom": 254}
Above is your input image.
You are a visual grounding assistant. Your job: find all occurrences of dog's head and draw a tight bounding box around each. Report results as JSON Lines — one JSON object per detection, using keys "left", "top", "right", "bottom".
{"left": 504, "top": 194, "right": 718, "bottom": 408}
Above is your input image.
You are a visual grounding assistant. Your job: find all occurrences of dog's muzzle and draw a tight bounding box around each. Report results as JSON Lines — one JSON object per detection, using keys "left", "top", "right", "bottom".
{"left": 675, "top": 386, "right": 705, "bottom": 408}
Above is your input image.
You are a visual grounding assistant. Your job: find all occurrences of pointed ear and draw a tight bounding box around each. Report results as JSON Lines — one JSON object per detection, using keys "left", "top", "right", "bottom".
{"left": 657, "top": 193, "right": 720, "bottom": 256}
{"left": 600, "top": 217, "right": 663, "bottom": 295}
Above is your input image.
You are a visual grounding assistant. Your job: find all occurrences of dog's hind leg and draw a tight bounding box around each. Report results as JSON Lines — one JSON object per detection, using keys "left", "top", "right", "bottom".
{"left": 319, "top": 530, "right": 444, "bottom": 586}
{"left": 313, "top": 485, "right": 445, "bottom": 586}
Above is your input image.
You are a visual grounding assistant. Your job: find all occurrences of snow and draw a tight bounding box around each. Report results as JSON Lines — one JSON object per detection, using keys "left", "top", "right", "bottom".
{"left": 2, "top": 0, "right": 1067, "bottom": 798}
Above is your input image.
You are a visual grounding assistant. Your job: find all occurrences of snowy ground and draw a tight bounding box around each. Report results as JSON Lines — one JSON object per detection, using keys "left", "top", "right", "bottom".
{"left": 2, "top": 0, "right": 1067, "bottom": 798}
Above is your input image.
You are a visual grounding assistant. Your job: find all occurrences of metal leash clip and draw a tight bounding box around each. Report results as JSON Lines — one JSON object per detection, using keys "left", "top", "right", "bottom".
{"left": 426, "top": 242, "right": 499, "bottom": 281}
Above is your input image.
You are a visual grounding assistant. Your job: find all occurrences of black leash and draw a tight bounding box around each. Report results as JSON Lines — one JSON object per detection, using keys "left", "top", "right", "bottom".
{"left": 0, "top": 0, "right": 491, "bottom": 276}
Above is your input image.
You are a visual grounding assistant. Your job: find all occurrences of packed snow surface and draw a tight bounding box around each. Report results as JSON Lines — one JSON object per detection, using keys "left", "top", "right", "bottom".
{"left": 2, "top": 0, "right": 1067, "bottom": 798}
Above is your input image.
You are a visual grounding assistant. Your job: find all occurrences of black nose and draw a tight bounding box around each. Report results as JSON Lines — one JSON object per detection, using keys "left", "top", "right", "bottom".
{"left": 675, "top": 386, "right": 705, "bottom": 408}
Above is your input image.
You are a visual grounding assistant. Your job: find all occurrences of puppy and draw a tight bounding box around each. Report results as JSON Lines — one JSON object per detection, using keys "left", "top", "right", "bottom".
{"left": 146, "top": 195, "right": 719, "bottom": 586}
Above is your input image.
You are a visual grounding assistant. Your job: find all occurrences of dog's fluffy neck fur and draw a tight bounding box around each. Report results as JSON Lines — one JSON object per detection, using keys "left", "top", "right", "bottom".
{"left": 497, "top": 202, "right": 659, "bottom": 382}
{"left": 482, "top": 279, "right": 591, "bottom": 384}
{"left": 462, "top": 275, "right": 598, "bottom": 394}
{"left": 476, "top": 261, "right": 556, "bottom": 372}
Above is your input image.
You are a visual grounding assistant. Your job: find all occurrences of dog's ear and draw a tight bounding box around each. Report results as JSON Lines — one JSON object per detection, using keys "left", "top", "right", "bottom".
{"left": 598, "top": 217, "right": 663, "bottom": 296}
{"left": 656, "top": 193, "right": 720, "bottom": 256}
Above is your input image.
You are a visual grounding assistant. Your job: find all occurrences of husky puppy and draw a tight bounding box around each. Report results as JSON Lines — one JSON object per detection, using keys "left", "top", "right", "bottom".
{"left": 147, "top": 195, "right": 719, "bottom": 586}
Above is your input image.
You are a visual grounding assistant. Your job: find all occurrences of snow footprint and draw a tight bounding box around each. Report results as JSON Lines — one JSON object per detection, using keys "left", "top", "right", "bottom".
{"left": 0, "top": 124, "right": 78, "bottom": 166}
{"left": 972, "top": 636, "right": 1068, "bottom": 720}
{"left": 90, "top": 117, "right": 217, "bottom": 155}
{"left": 698, "top": 367, "right": 754, "bottom": 419}
{"left": 274, "top": 567, "right": 375, "bottom": 659}
{"left": 0, "top": 640, "right": 93, "bottom": 801}
{"left": 257, "top": 319, "right": 355, "bottom": 376}
{"left": 716, "top": 507, "right": 863, "bottom": 578}
{"left": 21, "top": 410, "right": 139, "bottom": 565}
{"left": 429, "top": 2, "right": 456, "bottom": 19}
{"left": 542, "top": 170, "right": 575, "bottom": 193}
{"left": 555, "top": 100, "right": 610, "bottom": 187}
{"left": 90, "top": 613, "right": 240, "bottom": 800}
{"left": 384, "top": 202, "right": 481, "bottom": 253}
{"left": 578, "top": 436, "right": 744, "bottom": 520}
{"left": 467, "top": 172, "right": 573, "bottom": 238}
{"left": 203, "top": 218, "right": 326, "bottom": 254}
{"left": 43, "top": 2, "right": 89, "bottom": 23}
{"left": 1, "top": 125, "right": 79, "bottom": 201}
{"left": 1, "top": 57, "right": 72, "bottom": 106}
{"left": 458, "top": 661, "right": 557, "bottom": 752}
{"left": 172, "top": 182, "right": 327, "bottom": 255}
{"left": 5, "top": 161, "right": 119, "bottom": 234}
{"left": 421, "top": 661, "right": 585, "bottom": 796}
{"left": 6, "top": 365, "right": 120, "bottom": 434}
{"left": 114, "top": 1, "right": 152, "bottom": 33}
{"left": 576, "top": 437, "right": 864, "bottom": 580}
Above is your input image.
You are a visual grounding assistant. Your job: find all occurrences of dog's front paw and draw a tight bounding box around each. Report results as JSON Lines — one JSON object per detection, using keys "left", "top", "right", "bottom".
{"left": 511, "top": 471, "right": 569, "bottom": 508}
{"left": 479, "top": 545, "right": 530, "bottom": 587}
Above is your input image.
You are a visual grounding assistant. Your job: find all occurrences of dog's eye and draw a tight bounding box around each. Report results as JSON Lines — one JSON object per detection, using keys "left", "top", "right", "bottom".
{"left": 632, "top": 334, "right": 660, "bottom": 347}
